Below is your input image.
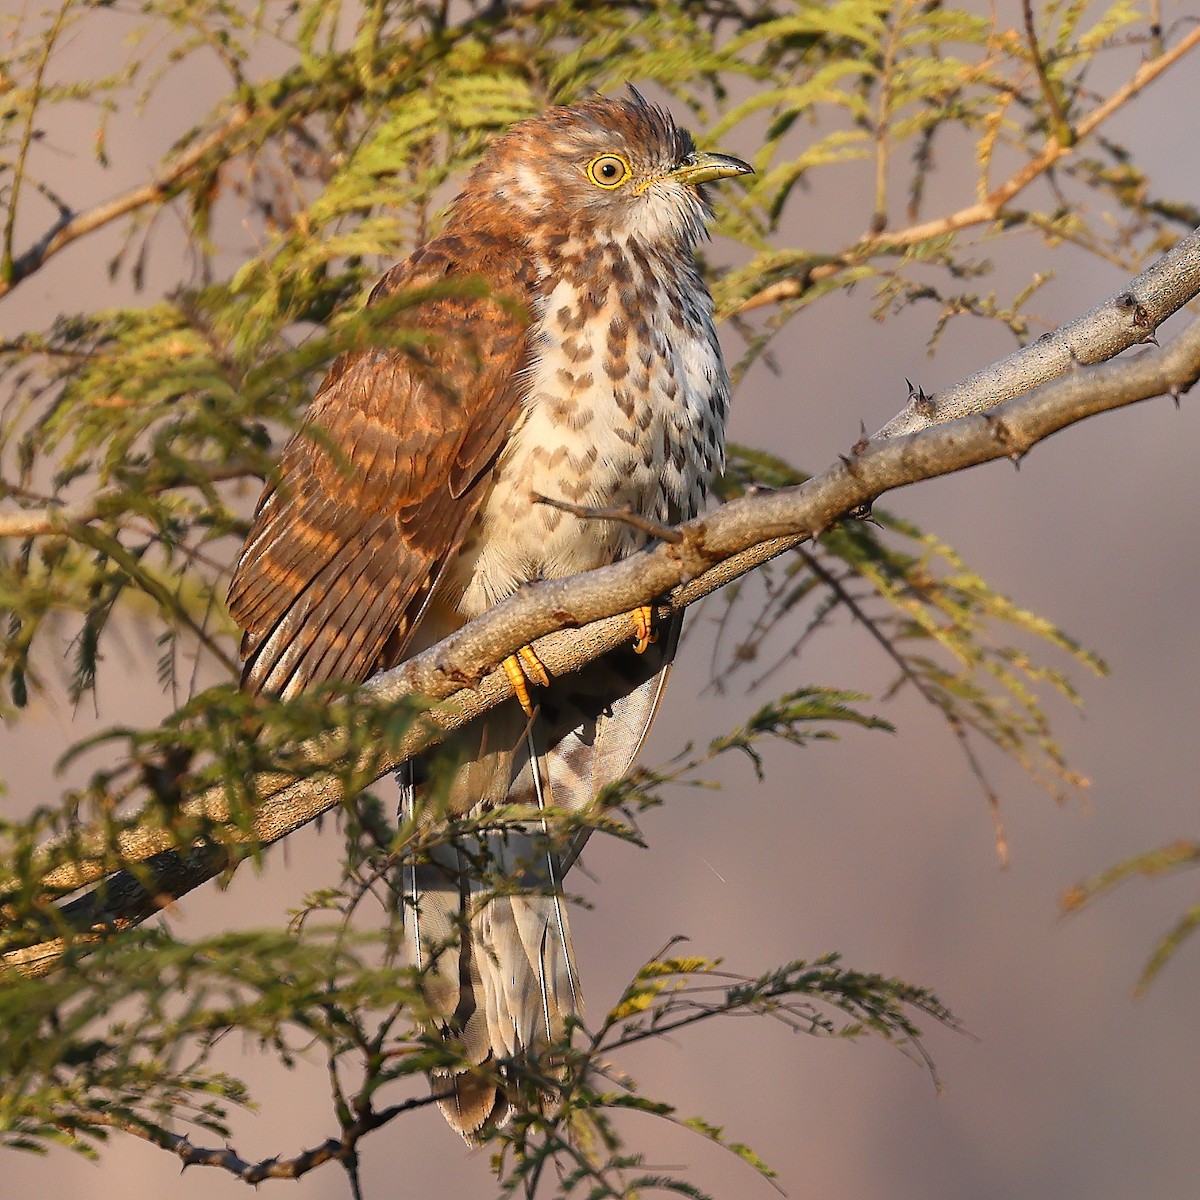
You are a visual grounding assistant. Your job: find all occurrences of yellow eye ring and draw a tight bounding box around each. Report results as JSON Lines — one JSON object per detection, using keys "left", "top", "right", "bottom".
{"left": 586, "top": 154, "right": 631, "bottom": 189}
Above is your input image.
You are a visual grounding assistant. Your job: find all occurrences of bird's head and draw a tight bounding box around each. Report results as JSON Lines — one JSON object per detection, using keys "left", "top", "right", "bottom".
{"left": 453, "top": 88, "right": 752, "bottom": 251}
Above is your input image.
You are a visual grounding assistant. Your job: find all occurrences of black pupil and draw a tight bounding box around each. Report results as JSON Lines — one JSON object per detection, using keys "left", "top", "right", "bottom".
{"left": 601, "top": 161, "right": 618, "bottom": 178}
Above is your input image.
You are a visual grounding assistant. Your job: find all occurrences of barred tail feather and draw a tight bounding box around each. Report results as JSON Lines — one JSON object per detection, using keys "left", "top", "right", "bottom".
{"left": 401, "top": 621, "right": 680, "bottom": 1142}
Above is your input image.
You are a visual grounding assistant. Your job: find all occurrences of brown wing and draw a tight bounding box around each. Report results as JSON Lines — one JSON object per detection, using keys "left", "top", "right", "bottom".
{"left": 228, "top": 232, "right": 536, "bottom": 697}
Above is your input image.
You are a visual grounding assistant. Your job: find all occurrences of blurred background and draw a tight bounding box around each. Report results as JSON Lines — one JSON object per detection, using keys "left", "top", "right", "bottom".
{"left": 3, "top": 6, "right": 1200, "bottom": 1199}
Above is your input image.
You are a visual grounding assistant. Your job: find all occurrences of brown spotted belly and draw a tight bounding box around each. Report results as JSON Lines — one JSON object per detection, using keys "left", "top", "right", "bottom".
{"left": 450, "top": 267, "right": 727, "bottom": 619}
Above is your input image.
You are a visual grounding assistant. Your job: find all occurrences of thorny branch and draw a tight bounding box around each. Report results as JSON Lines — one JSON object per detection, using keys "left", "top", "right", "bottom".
{"left": 876, "top": 226, "right": 1200, "bottom": 437}
{"left": 6, "top": 225, "right": 1200, "bottom": 978}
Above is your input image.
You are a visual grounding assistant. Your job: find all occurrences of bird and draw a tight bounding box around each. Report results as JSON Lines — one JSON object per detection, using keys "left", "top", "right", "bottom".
{"left": 226, "top": 88, "right": 751, "bottom": 1141}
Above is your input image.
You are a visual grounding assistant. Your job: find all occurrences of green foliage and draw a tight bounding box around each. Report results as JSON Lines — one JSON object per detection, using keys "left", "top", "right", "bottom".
{"left": 1062, "top": 840, "right": 1200, "bottom": 993}
{"left": 720, "top": 445, "right": 1105, "bottom": 839}
{"left": 488, "top": 946, "right": 957, "bottom": 1197}
{"left": 0, "top": 0, "right": 1196, "bottom": 1191}
{"left": 0, "top": 926, "right": 421, "bottom": 1157}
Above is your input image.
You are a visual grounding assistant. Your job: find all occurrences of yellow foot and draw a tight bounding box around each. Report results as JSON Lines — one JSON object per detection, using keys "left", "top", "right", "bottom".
{"left": 502, "top": 645, "right": 551, "bottom": 716}
{"left": 632, "top": 605, "right": 657, "bottom": 655}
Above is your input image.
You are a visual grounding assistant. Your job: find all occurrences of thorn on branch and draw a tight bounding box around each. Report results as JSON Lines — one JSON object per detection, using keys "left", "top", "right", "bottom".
{"left": 1127, "top": 298, "right": 1159, "bottom": 344}
{"left": 983, "top": 412, "right": 1025, "bottom": 466}
{"left": 531, "top": 492, "right": 683, "bottom": 544}
{"left": 908, "top": 382, "right": 935, "bottom": 419}
{"left": 114, "top": 1092, "right": 442, "bottom": 1184}
{"left": 851, "top": 420, "right": 870, "bottom": 456}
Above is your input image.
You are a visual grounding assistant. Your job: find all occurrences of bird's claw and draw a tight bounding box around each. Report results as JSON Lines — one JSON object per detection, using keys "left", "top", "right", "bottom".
{"left": 632, "top": 605, "right": 657, "bottom": 655}
{"left": 502, "top": 645, "right": 550, "bottom": 715}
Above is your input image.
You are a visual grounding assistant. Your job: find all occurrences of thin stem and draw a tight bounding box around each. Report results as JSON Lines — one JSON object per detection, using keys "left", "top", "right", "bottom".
{"left": 2, "top": 0, "right": 72, "bottom": 284}
{"left": 0, "top": 461, "right": 260, "bottom": 539}
{"left": 532, "top": 493, "right": 683, "bottom": 544}
{"left": 1022, "top": 0, "right": 1074, "bottom": 147}
{"left": 70, "top": 1093, "right": 440, "bottom": 1183}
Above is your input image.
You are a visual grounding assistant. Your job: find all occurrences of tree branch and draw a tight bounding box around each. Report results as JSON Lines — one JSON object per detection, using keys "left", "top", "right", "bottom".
{"left": 0, "top": 104, "right": 255, "bottom": 302}
{"left": 72, "top": 1094, "right": 439, "bottom": 1184}
{"left": 7, "top": 255, "right": 1200, "bottom": 977}
{"left": 733, "top": 25, "right": 1200, "bottom": 315}
{"left": 875, "top": 224, "right": 1200, "bottom": 436}
{"left": 0, "top": 461, "right": 261, "bottom": 539}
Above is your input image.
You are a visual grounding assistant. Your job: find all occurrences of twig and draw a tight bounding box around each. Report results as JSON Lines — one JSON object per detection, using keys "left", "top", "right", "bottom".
{"left": 1, "top": 0, "right": 72, "bottom": 284}
{"left": 875, "top": 223, "right": 1200, "bottom": 437}
{"left": 72, "top": 1094, "right": 439, "bottom": 1184}
{"left": 798, "top": 548, "right": 1008, "bottom": 866}
{"left": 734, "top": 25, "right": 1200, "bottom": 314}
{"left": 1022, "top": 0, "right": 1073, "bottom": 147}
{"left": 0, "top": 103, "right": 255, "bottom": 302}
{"left": 0, "top": 461, "right": 261, "bottom": 539}
{"left": 531, "top": 493, "right": 684, "bottom": 544}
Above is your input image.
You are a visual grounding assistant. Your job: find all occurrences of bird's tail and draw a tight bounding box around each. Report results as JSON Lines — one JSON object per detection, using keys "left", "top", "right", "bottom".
{"left": 400, "top": 739, "right": 583, "bottom": 1140}
{"left": 400, "top": 625, "right": 678, "bottom": 1142}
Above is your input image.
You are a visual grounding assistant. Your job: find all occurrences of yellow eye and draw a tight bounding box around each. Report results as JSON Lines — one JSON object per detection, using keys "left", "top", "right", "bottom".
{"left": 586, "top": 154, "right": 631, "bottom": 189}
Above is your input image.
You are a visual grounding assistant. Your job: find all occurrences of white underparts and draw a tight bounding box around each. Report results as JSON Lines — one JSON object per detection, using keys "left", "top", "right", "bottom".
{"left": 452, "top": 240, "right": 728, "bottom": 617}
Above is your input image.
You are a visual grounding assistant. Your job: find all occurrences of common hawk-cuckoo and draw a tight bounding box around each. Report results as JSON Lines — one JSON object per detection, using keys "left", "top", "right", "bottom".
{"left": 227, "top": 90, "right": 750, "bottom": 1140}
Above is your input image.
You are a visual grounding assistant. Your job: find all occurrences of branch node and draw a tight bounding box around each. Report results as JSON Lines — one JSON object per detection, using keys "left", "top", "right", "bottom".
{"left": 982, "top": 411, "right": 1026, "bottom": 464}
{"left": 904, "top": 378, "right": 936, "bottom": 417}
{"left": 668, "top": 523, "right": 715, "bottom": 582}
{"left": 532, "top": 492, "right": 682, "bottom": 544}
{"left": 436, "top": 659, "right": 483, "bottom": 689}
{"left": 1131, "top": 299, "right": 1158, "bottom": 341}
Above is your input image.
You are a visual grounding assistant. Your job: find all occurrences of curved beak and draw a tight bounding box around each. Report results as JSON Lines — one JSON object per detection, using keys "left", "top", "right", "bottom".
{"left": 668, "top": 150, "right": 754, "bottom": 187}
